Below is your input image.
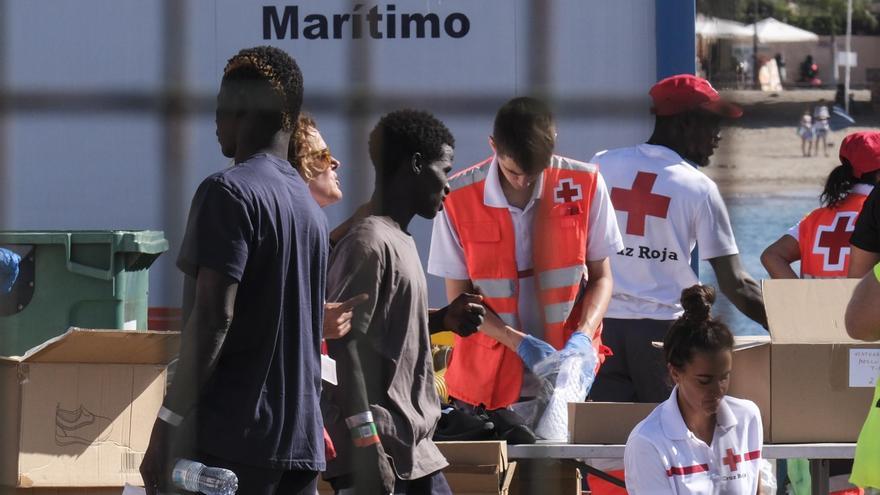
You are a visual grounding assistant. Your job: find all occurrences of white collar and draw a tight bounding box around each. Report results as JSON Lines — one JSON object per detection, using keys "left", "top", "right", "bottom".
{"left": 852, "top": 183, "right": 875, "bottom": 196}
{"left": 483, "top": 156, "right": 544, "bottom": 209}
{"left": 636, "top": 143, "right": 699, "bottom": 168}
{"left": 660, "top": 386, "right": 738, "bottom": 442}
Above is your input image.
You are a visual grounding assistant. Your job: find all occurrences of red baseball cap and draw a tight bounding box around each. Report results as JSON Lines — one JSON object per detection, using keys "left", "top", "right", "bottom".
{"left": 840, "top": 131, "right": 880, "bottom": 178}
{"left": 649, "top": 74, "right": 743, "bottom": 118}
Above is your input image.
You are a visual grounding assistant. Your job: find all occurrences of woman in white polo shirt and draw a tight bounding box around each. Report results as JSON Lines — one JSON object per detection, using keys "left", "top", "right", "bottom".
{"left": 624, "top": 285, "right": 763, "bottom": 494}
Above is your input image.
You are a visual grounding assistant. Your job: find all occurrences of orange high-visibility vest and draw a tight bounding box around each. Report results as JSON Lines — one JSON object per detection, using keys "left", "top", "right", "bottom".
{"left": 798, "top": 191, "right": 869, "bottom": 278}
{"left": 442, "top": 155, "right": 606, "bottom": 409}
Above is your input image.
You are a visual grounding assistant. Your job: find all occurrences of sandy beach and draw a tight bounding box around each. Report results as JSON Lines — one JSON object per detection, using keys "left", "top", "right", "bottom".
{"left": 704, "top": 89, "right": 879, "bottom": 196}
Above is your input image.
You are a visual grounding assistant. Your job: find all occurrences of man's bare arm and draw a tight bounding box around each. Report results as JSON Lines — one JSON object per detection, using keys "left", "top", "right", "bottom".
{"left": 576, "top": 258, "right": 613, "bottom": 335}
{"left": 163, "top": 268, "right": 237, "bottom": 416}
{"left": 709, "top": 254, "right": 768, "bottom": 328}
{"left": 848, "top": 245, "right": 880, "bottom": 278}
{"left": 846, "top": 267, "right": 880, "bottom": 342}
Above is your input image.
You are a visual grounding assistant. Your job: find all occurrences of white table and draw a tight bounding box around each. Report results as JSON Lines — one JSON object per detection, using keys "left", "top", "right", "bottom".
{"left": 507, "top": 443, "right": 857, "bottom": 494}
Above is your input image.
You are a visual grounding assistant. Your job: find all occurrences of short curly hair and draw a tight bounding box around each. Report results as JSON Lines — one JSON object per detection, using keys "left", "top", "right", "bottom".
{"left": 368, "top": 109, "right": 454, "bottom": 180}
{"left": 223, "top": 46, "right": 304, "bottom": 132}
{"left": 288, "top": 114, "right": 325, "bottom": 182}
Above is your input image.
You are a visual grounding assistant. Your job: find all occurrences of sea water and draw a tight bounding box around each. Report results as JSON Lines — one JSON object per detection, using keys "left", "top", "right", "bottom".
{"left": 703, "top": 191, "right": 821, "bottom": 336}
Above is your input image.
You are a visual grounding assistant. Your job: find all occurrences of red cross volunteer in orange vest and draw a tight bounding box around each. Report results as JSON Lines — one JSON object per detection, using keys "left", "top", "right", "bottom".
{"left": 762, "top": 131, "right": 880, "bottom": 279}
{"left": 427, "top": 97, "right": 623, "bottom": 417}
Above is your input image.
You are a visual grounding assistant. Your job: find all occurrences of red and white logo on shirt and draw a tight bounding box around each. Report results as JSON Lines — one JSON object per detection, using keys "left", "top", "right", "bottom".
{"left": 812, "top": 211, "right": 858, "bottom": 271}
{"left": 554, "top": 178, "right": 583, "bottom": 204}
{"left": 610, "top": 172, "right": 671, "bottom": 236}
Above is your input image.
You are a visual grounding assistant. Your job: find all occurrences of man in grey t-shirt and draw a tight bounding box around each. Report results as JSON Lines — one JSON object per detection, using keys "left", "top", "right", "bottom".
{"left": 323, "top": 110, "right": 486, "bottom": 495}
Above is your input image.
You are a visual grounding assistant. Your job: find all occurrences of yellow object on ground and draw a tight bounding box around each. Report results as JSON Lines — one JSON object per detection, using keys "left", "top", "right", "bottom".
{"left": 431, "top": 331, "right": 455, "bottom": 347}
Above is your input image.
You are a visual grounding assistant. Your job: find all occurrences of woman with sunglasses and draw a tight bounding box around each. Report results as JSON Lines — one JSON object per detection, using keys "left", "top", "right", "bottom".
{"left": 290, "top": 114, "right": 344, "bottom": 207}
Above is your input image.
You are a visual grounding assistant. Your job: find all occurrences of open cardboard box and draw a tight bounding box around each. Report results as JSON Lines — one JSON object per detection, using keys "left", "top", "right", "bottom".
{"left": 567, "top": 279, "right": 878, "bottom": 445}
{"left": 728, "top": 278, "right": 878, "bottom": 443}
{"left": 0, "top": 328, "right": 179, "bottom": 487}
{"left": 436, "top": 441, "right": 516, "bottom": 494}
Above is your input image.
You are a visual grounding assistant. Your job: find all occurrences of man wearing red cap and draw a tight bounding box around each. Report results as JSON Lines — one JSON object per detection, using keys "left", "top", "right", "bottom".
{"left": 589, "top": 74, "right": 767, "bottom": 404}
{"left": 847, "top": 133, "right": 880, "bottom": 278}
{"left": 763, "top": 131, "right": 880, "bottom": 280}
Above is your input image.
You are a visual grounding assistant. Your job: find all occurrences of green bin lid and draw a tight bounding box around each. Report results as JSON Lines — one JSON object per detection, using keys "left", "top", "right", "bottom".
{"left": 0, "top": 230, "right": 169, "bottom": 254}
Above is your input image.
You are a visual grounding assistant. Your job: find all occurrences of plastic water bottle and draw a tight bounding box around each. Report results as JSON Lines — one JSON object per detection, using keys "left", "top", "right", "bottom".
{"left": 171, "top": 459, "right": 238, "bottom": 495}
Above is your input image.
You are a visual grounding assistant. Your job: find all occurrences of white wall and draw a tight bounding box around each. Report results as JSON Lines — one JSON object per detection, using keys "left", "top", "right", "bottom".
{"left": 3, "top": 0, "right": 657, "bottom": 308}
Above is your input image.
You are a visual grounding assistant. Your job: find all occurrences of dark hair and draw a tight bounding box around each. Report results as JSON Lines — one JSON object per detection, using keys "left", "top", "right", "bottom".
{"left": 368, "top": 109, "right": 454, "bottom": 180}
{"left": 223, "top": 46, "right": 304, "bottom": 132}
{"left": 663, "top": 285, "right": 734, "bottom": 369}
{"left": 820, "top": 159, "right": 879, "bottom": 208}
{"left": 492, "top": 97, "right": 556, "bottom": 175}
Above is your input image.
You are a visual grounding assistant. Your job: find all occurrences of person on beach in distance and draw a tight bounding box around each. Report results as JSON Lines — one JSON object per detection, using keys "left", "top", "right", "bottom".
{"left": 322, "top": 109, "right": 486, "bottom": 495}
{"left": 797, "top": 109, "right": 813, "bottom": 157}
{"left": 624, "top": 285, "right": 764, "bottom": 494}
{"left": 763, "top": 131, "right": 880, "bottom": 280}
{"left": 140, "top": 46, "right": 329, "bottom": 495}
{"left": 590, "top": 74, "right": 766, "bottom": 406}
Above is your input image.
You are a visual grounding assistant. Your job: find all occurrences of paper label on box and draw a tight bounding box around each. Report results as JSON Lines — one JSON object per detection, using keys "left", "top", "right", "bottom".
{"left": 123, "top": 319, "right": 138, "bottom": 330}
{"left": 849, "top": 349, "right": 880, "bottom": 388}
{"left": 321, "top": 354, "right": 337, "bottom": 385}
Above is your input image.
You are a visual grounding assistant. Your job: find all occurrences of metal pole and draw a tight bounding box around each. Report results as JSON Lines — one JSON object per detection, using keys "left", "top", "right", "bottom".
{"left": 160, "top": 0, "right": 189, "bottom": 307}
{"left": 845, "top": 0, "right": 853, "bottom": 114}
{"left": 753, "top": 0, "right": 759, "bottom": 88}
{"left": 0, "top": 0, "right": 9, "bottom": 231}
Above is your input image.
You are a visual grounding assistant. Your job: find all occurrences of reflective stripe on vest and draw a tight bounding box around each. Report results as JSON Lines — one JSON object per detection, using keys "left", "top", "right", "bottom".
{"left": 545, "top": 301, "right": 577, "bottom": 325}
{"left": 449, "top": 158, "right": 492, "bottom": 192}
{"left": 851, "top": 382, "right": 880, "bottom": 488}
{"left": 538, "top": 265, "right": 585, "bottom": 290}
{"left": 473, "top": 278, "right": 516, "bottom": 298}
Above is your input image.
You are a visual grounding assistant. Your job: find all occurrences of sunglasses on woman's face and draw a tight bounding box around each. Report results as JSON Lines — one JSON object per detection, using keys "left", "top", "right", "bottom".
{"left": 305, "top": 148, "right": 338, "bottom": 170}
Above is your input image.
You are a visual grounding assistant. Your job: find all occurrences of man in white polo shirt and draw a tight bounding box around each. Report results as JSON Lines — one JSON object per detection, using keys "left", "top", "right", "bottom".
{"left": 589, "top": 74, "right": 767, "bottom": 404}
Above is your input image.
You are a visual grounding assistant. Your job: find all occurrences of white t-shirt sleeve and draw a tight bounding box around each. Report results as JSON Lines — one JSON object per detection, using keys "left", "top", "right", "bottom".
{"left": 624, "top": 433, "right": 675, "bottom": 494}
{"left": 785, "top": 221, "right": 800, "bottom": 241}
{"left": 427, "top": 209, "right": 471, "bottom": 280}
{"left": 587, "top": 172, "right": 625, "bottom": 261}
{"left": 695, "top": 181, "right": 740, "bottom": 260}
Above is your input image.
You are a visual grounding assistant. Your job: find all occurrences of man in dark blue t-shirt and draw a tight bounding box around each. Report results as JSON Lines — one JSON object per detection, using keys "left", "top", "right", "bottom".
{"left": 141, "top": 46, "right": 327, "bottom": 495}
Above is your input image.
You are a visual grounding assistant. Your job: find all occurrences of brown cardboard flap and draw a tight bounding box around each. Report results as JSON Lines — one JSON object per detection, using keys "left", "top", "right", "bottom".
{"left": 764, "top": 279, "right": 859, "bottom": 344}
{"left": 568, "top": 402, "right": 657, "bottom": 444}
{"left": 436, "top": 441, "right": 508, "bottom": 470}
{"left": 4, "top": 328, "right": 179, "bottom": 365}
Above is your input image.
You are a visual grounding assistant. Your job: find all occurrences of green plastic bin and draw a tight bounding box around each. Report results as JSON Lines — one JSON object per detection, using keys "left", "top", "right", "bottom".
{"left": 0, "top": 230, "right": 168, "bottom": 356}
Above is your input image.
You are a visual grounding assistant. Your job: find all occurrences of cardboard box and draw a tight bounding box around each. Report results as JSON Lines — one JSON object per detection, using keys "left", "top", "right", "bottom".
{"left": 729, "top": 279, "right": 879, "bottom": 443}
{"left": 0, "top": 328, "right": 179, "bottom": 487}
{"left": 436, "top": 441, "right": 516, "bottom": 494}
{"left": 509, "top": 459, "right": 580, "bottom": 495}
{"left": 567, "top": 402, "right": 658, "bottom": 444}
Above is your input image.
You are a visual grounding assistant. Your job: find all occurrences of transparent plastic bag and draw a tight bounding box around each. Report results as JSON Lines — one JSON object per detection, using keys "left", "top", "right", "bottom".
{"left": 526, "top": 337, "right": 598, "bottom": 441}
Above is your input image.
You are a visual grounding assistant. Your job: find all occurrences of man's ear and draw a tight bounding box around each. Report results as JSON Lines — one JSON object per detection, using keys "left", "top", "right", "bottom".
{"left": 410, "top": 152, "right": 423, "bottom": 175}
{"left": 488, "top": 136, "right": 497, "bottom": 155}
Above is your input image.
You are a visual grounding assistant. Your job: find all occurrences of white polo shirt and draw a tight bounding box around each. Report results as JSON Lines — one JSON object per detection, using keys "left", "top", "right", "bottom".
{"left": 428, "top": 155, "right": 623, "bottom": 339}
{"left": 593, "top": 144, "right": 738, "bottom": 320}
{"left": 624, "top": 387, "right": 763, "bottom": 494}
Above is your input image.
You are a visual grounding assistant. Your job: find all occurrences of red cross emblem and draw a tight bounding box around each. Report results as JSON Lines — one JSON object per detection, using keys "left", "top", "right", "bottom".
{"left": 610, "top": 172, "right": 671, "bottom": 236}
{"left": 723, "top": 448, "right": 742, "bottom": 471}
{"left": 813, "top": 211, "right": 858, "bottom": 271}
{"left": 554, "top": 178, "right": 583, "bottom": 204}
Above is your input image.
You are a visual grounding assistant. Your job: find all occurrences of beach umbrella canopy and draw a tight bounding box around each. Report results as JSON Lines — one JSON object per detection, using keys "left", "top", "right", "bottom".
{"left": 696, "top": 14, "right": 753, "bottom": 39}
{"left": 829, "top": 105, "right": 857, "bottom": 132}
{"left": 745, "top": 17, "right": 820, "bottom": 43}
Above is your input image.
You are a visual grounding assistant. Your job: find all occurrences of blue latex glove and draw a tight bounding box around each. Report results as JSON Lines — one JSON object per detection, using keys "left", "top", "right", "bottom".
{"left": 516, "top": 334, "right": 556, "bottom": 370}
{"left": 561, "top": 332, "right": 592, "bottom": 356}
{"left": 0, "top": 248, "right": 21, "bottom": 294}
